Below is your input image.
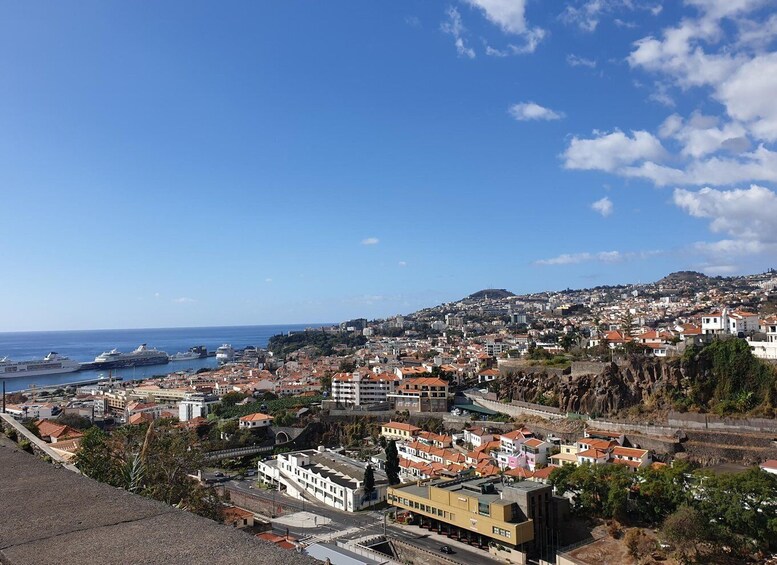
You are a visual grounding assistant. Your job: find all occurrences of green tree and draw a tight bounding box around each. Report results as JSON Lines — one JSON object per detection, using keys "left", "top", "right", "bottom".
{"left": 661, "top": 505, "right": 706, "bottom": 561}
{"left": 55, "top": 413, "right": 93, "bottom": 430}
{"left": 694, "top": 467, "right": 777, "bottom": 551}
{"left": 75, "top": 427, "right": 117, "bottom": 484}
{"left": 385, "top": 440, "right": 400, "bottom": 485}
{"left": 363, "top": 464, "right": 375, "bottom": 508}
{"left": 75, "top": 420, "right": 224, "bottom": 521}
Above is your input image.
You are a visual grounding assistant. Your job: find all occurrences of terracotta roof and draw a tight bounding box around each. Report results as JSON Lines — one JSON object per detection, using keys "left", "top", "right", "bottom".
{"left": 612, "top": 446, "right": 649, "bottom": 459}
{"left": 239, "top": 412, "right": 273, "bottom": 422}
{"left": 760, "top": 459, "right": 777, "bottom": 471}
{"left": 532, "top": 466, "right": 555, "bottom": 480}
{"left": 505, "top": 467, "right": 534, "bottom": 479}
{"left": 382, "top": 421, "right": 420, "bottom": 433}
{"left": 523, "top": 438, "right": 546, "bottom": 448}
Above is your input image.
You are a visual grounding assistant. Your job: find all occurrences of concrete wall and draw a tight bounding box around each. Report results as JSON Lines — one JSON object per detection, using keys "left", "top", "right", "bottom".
{"left": 465, "top": 393, "right": 566, "bottom": 421}
{"left": 0, "top": 413, "right": 79, "bottom": 472}
{"left": 587, "top": 418, "right": 680, "bottom": 438}
{"left": 668, "top": 411, "right": 777, "bottom": 434}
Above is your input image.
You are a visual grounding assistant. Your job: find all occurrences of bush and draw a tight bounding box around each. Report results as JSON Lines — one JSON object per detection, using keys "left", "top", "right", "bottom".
{"left": 18, "top": 438, "right": 33, "bottom": 453}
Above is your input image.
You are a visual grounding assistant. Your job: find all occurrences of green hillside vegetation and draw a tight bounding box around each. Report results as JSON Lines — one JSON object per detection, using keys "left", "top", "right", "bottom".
{"left": 267, "top": 330, "right": 367, "bottom": 357}
{"left": 680, "top": 338, "right": 777, "bottom": 414}
{"left": 549, "top": 462, "right": 777, "bottom": 559}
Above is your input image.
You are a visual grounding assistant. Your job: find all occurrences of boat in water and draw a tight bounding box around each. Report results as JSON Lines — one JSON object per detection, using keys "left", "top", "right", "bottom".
{"left": 0, "top": 352, "right": 80, "bottom": 378}
{"left": 169, "top": 350, "right": 201, "bottom": 362}
{"left": 215, "top": 344, "right": 235, "bottom": 364}
{"left": 83, "top": 344, "right": 170, "bottom": 370}
{"left": 169, "top": 345, "right": 208, "bottom": 362}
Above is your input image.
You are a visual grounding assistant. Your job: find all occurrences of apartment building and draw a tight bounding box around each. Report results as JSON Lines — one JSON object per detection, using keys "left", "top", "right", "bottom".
{"left": 331, "top": 370, "right": 398, "bottom": 406}
{"left": 388, "top": 377, "right": 448, "bottom": 413}
{"left": 258, "top": 447, "right": 388, "bottom": 512}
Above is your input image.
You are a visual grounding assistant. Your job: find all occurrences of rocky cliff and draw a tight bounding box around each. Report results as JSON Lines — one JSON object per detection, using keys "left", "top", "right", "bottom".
{"left": 497, "top": 358, "right": 692, "bottom": 416}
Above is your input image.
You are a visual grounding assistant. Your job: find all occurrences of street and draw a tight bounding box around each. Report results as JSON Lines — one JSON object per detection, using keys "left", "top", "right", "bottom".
{"left": 227, "top": 479, "right": 497, "bottom": 564}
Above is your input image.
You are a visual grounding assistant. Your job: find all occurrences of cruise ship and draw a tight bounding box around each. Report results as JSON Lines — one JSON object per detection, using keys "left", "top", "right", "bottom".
{"left": 88, "top": 344, "right": 170, "bottom": 369}
{"left": 169, "top": 345, "right": 208, "bottom": 362}
{"left": 0, "top": 352, "right": 80, "bottom": 378}
{"left": 215, "top": 344, "right": 235, "bottom": 364}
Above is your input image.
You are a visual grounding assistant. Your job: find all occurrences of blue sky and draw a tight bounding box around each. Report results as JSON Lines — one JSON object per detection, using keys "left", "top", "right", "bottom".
{"left": 2, "top": 1, "right": 776, "bottom": 331}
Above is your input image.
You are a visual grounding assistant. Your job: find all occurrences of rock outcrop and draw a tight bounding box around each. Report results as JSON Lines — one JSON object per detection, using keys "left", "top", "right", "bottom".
{"left": 497, "top": 358, "right": 694, "bottom": 416}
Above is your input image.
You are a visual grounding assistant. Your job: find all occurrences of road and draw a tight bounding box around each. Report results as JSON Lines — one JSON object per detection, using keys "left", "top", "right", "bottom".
{"left": 227, "top": 479, "right": 497, "bottom": 565}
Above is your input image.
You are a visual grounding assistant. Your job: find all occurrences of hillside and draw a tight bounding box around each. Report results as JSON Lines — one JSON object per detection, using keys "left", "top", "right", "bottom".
{"left": 466, "top": 288, "right": 515, "bottom": 300}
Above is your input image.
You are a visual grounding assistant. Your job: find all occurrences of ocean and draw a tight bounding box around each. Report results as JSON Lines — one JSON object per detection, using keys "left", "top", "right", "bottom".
{"left": 0, "top": 324, "right": 327, "bottom": 392}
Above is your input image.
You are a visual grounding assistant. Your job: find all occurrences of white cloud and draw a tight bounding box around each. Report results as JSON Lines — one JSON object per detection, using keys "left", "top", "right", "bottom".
{"left": 699, "top": 264, "right": 739, "bottom": 275}
{"left": 463, "top": 0, "right": 529, "bottom": 34}
{"left": 405, "top": 15, "right": 421, "bottom": 28}
{"left": 658, "top": 112, "right": 749, "bottom": 158}
{"left": 534, "top": 249, "right": 660, "bottom": 266}
{"left": 463, "top": 0, "right": 545, "bottom": 54}
{"left": 591, "top": 196, "right": 614, "bottom": 217}
{"left": 361, "top": 237, "right": 380, "bottom": 245}
{"left": 716, "top": 52, "right": 777, "bottom": 142}
{"left": 566, "top": 54, "right": 597, "bottom": 68}
{"left": 561, "top": 0, "right": 608, "bottom": 32}
{"left": 172, "top": 297, "right": 196, "bottom": 304}
{"left": 441, "top": 7, "right": 475, "bottom": 59}
{"left": 563, "top": 130, "right": 666, "bottom": 172}
{"left": 509, "top": 102, "right": 564, "bottom": 121}
{"left": 560, "top": 0, "right": 655, "bottom": 33}
{"left": 673, "top": 185, "right": 777, "bottom": 243}
{"left": 619, "top": 145, "right": 777, "bottom": 186}
{"left": 398, "top": 261, "right": 407, "bottom": 267}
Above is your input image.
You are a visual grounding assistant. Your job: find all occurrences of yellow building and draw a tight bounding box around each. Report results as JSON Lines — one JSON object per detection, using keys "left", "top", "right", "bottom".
{"left": 380, "top": 421, "right": 420, "bottom": 440}
{"left": 388, "top": 476, "right": 563, "bottom": 552}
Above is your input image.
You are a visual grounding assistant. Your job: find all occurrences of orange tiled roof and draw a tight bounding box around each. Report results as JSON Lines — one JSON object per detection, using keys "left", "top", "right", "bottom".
{"left": 239, "top": 412, "right": 273, "bottom": 422}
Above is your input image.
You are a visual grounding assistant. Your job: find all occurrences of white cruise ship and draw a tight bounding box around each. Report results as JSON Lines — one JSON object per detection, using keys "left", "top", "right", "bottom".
{"left": 0, "top": 352, "right": 80, "bottom": 378}
{"left": 215, "top": 344, "right": 235, "bottom": 364}
{"left": 169, "top": 351, "right": 201, "bottom": 362}
{"left": 89, "top": 344, "right": 169, "bottom": 369}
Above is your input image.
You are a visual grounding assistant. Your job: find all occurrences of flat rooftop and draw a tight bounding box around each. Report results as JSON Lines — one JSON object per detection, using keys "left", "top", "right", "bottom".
{"left": 0, "top": 441, "right": 315, "bottom": 565}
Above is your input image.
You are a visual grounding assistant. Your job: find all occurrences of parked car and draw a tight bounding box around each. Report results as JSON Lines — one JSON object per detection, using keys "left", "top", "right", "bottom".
{"left": 440, "top": 546, "right": 454, "bottom": 554}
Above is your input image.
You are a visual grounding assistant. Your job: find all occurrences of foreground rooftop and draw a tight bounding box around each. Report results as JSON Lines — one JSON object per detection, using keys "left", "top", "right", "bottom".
{"left": 0, "top": 441, "right": 314, "bottom": 565}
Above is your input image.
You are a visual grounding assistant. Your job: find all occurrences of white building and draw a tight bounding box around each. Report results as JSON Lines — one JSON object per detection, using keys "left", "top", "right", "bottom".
{"left": 4, "top": 402, "right": 55, "bottom": 421}
{"left": 178, "top": 393, "right": 216, "bottom": 422}
{"left": 257, "top": 447, "right": 389, "bottom": 512}
{"left": 239, "top": 412, "right": 273, "bottom": 429}
{"left": 701, "top": 310, "right": 727, "bottom": 336}
{"left": 749, "top": 318, "right": 777, "bottom": 360}
{"left": 702, "top": 309, "right": 759, "bottom": 337}
{"left": 331, "top": 370, "right": 398, "bottom": 406}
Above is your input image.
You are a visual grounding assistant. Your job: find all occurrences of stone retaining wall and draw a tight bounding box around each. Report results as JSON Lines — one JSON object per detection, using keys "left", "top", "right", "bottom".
{"left": 668, "top": 411, "right": 777, "bottom": 434}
